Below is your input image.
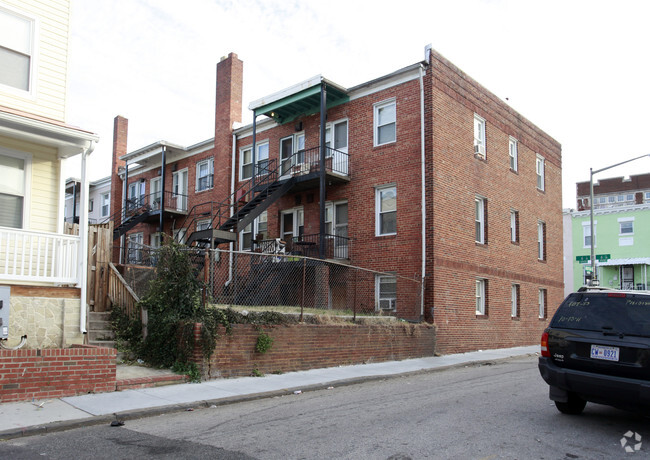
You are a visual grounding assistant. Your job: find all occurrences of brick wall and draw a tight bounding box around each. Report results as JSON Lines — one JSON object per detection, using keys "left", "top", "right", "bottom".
{"left": 0, "top": 345, "right": 116, "bottom": 403}
{"left": 426, "top": 48, "right": 563, "bottom": 354}
{"left": 196, "top": 322, "right": 436, "bottom": 379}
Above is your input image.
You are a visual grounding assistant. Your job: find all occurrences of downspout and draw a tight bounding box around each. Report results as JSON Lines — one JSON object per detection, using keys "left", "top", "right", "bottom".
{"left": 419, "top": 63, "right": 426, "bottom": 320}
{"left": 226, "top": 132, "right": 237, "bottom": 286}
{"left": 319, "top": 82, "right": 327, "bottom": 259}
{"left": 79, "top": 140, "right": 96, "bottom": 334}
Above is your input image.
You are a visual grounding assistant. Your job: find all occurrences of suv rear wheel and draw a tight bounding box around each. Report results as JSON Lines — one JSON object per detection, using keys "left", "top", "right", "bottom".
{"left": 554, "top": 393, "right": 586, "bottom": 415}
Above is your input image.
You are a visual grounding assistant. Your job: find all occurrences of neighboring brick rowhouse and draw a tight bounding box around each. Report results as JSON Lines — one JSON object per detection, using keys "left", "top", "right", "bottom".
{"left": 194, "top": 323, "right": 436, "bottom": 379}
{"left": 113, "top": 46, "right": 563, "bottom": 356}
{"left": 0, "top": 345, "right": 116, "bottom": 403}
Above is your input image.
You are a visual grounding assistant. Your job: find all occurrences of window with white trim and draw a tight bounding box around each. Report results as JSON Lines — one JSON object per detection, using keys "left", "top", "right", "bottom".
{"left": 476, "top": 279, "right": 487, "bottom": 315}
{"left": 539, "top": 288, "right": 547, "bottom": 318}
{"left": 509, "top": 137, "right": 518, "bottom": 171}
{"left": 151, "top": 232, "right": 162, "bottom": 249}
{"left": 475, "top": 196, "right": 486, "bottom": 244}
{"left": 536, "top": 155, "right": 545, "bottom": 191}
{"left": 196, "top": 157, "right": 214, "bottom": 192}
{"left": 0, "top": 7, "right": 34, "bottom": 92}
{"left": 88, "top": 199, "right": 94, "bottom": 213}
{"left": 538, "top": 221, "right": 546, "bottom": 261}
{"left": 127, "top": 232, "right": 143, "bottom": 264}
{"left": 256, "top": 142, "right": 269, "bottom": 175}
{"left": 241, "top": 211, "right": 268, "bottom": 251}
{"left": 240, "top": 147, "right": 253, "bottom": 180}
{"left": 474, "top": 114, "right": 486, "bottom": 157}
{"left": 582, "top": 221, "right": 595, "bottom": 248}
{"left": 101, "top": 193, "right": 110, "bottom": 217}
{"left": 0, "top": 151, "right": 29, "bottom": 229}
{"left": 374, "top": 100, "right": 396, "bottom": 146}
{"left": 619, "top": 217, "right": 634, "bottom": 235}
{"left": 510, "top": 210, "right": 519, "bottom": 243}
{"left": 646, "top": 191, "right": 650, "bottom": 202}
{"left": 511, "top": 284, "right": 520, "bottom": 318}
{"left": 376, "top": 185, "right": 396, "bottom": 236}
{"left": 376, "top": 274, "right": 397, "bottom": 311}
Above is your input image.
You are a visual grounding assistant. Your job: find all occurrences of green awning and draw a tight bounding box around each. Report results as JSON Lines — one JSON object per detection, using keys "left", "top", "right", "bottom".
{"left": 251, "top": 77, "right": 349, "bottom": 125}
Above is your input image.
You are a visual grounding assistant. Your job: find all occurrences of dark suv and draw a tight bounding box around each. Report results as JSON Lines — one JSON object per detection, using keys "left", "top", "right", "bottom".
{"left": 538, "top": 287, "right": 650, "bottom": 415}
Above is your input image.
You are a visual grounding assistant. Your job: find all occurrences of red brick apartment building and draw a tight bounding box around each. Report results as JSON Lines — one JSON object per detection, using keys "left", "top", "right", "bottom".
{"left": 109, "top": 46, "right": 563, "bottom": 353}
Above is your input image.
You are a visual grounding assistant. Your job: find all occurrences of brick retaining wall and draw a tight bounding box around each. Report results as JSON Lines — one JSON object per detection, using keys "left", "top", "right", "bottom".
{"left": 0, "top": 345, "right": 116, "bottom": 403}
{"left": 198, "top": 322, "right": 436, "bottom": 378}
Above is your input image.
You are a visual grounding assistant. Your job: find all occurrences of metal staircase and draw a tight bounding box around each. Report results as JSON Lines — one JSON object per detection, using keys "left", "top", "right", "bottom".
{"left": 109, "top": 198, "right": 152, "bottom": 240}
{"left": 181, "top": 159, "right": 295, "bottom": 247}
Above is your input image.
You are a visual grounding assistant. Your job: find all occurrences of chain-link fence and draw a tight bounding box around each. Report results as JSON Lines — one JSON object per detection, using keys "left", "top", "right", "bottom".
{"left": 205, "top": 249, "right": 422, "bottom": 320}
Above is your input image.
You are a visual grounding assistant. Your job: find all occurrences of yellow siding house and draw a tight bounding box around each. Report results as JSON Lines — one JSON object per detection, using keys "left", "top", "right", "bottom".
{"left": 0, "top": 0, "right": 99, "bottom": 348}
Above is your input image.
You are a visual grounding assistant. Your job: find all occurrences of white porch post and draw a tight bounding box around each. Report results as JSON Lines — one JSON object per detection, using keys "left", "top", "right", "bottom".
{"left": 78, "top": 142, "right": 95, "bottom": 334}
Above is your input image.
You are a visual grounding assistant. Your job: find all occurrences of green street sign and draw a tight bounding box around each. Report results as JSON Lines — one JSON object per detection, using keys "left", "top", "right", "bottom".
{"left": 576, "top": 255, "right": 590, "bottom": 263}
{"left": 596, "top": 254, "right": 611, "bottom": 262}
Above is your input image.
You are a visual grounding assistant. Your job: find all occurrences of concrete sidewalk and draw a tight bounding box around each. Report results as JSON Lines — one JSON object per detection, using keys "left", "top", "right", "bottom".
{"left": 0, "top": 345, "right": 539, "bottom": 439}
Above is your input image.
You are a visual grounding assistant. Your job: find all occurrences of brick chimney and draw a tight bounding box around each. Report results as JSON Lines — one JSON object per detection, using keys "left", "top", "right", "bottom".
{"left": 110, "top": 115, "right": 128, "bottom": 226}
{"left": 214, "top": 52, "right": 243, "bottom": 202}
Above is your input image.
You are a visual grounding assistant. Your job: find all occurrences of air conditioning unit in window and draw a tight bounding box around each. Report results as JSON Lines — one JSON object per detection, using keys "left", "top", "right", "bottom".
{"left": 474, "top": 144, "right": 486, "bottom": 158}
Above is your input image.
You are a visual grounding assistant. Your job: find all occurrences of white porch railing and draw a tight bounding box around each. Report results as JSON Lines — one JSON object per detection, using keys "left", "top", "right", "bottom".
{"left": 0, "top": 226, "right": 80, "bottom": 284}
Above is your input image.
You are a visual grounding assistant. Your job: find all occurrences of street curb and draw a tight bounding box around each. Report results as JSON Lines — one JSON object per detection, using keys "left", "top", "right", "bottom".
{"left": 0, "top": 352, "right": 538, "bottom": 440}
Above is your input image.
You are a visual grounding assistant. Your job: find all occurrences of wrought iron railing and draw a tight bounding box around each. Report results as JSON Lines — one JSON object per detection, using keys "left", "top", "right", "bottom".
{"left": 281, "top": 146, "right": 349, "bottom": 178}
{"left": 253, "top": 234, "right": 350, "bottom": 259}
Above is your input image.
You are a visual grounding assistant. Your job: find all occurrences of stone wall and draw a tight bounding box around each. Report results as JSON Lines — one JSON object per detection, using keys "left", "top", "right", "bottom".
{"left": 4, "top": 286, "right": 84, "bottom": 349}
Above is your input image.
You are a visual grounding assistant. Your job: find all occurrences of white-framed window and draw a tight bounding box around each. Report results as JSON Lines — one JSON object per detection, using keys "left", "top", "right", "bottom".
{"left": 627, "top": 193, "right": 634, "bottom": 201}
{"left": 475, "top": 196, "right": 486, "bottom": 244}
{"left": 599, "top": 196, "right": 606, "bottom": 204}
{"left": 240, "top": 146, "right": 253, "bottom": 180}
{"left": 88, "top": 199, "right": 94, "bottom": 213}
{"left": 509, "top": 137, "right": 518, "bottom": 171}
{"left": 374, "top": 99, "right": 396, "bottom": 146}
{"left": 0, "top": 6, "right": 35, "bottom": 93}
{"left": 151, "top": 232, "right": 162, "bottom": 249}
{"left": 241, "top": 142, "right": 270, "bottom": 179}
{"left": 475, "top": 279, "right": 486, "bottom": 315}
{"left": 196, "top": 157, "right": 214, "bottom": 192}
{"left": 511, "top": 284, "right": 520, "bottom": 318}
{"left": 538, "top": 288, "right": 547, "bottom": 319}
{"left": 173, "top": 228, "right": 186, "bottom": 245}
{"left": 536, "top": 155, "right": 545, "bottom": 191}
{"left": 256, "top": 142, "right": 269, "bottom": 175}
{"left": 0, "top": 150, "right": 30, "bottom": 229}
{"left": 376, "top": 185, "right": 396, "bottom": 236}
{"left": 376, "top": 274, "right": 397, "bottom": 311}
{"left": 510, "top": 210, "right": 519, "bottom": 243}
{"left": 619, "top": 217, "right": 634, "bottom": 235}
{"left": 128, "top": 180, "right": 146, "bottom": 209}
{"left": 196, "top": 219, "right": 211, "bottom": 231}
{"left": 617, "top": 194, "right": 625, "bottom": 202}
{"left": 280, "top": 133, "right": 305, "bottom": 175}
{"left": 127, "top": 232, "right": 143, "bottom": 264}
{"left": 582, "top": 221, "right": 595, "bottom": 248}
{"left": 646, "top": 191, "right": 650, "bottom": 202}
{"left": 101, "top": 193, "right": 110, "bottom": 217}
{"left": 608, "top": 195, "right": 615, "bottom": 204}
{"left": 538, "top": 221, "right": 546, "bottom": 261}
{"left": 325, "top": 201, "right": 349, "bottom": 259}
{"left": 241, "top": 211, "right": 268, "bottom": 251}
{"left": 474, "top": 114, "right": 486, "bottom": 157}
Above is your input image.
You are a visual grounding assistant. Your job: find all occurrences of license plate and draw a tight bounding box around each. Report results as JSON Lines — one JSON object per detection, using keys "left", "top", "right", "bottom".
{"left": 590, "top": 344, "right": 619, "bottom": 362}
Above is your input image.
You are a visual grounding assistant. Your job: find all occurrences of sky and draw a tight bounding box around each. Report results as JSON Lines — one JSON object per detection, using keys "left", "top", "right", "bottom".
{"left": 65, "top": 0, "right": 650, "bottom": 208}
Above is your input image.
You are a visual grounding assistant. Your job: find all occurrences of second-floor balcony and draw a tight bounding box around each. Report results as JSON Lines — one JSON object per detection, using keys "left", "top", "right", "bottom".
{"left": 255, "top": 233, "right": 350, "bottom": 260}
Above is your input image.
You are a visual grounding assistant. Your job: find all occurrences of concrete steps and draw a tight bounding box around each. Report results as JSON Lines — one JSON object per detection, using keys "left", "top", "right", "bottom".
{"left": 88, "top": 311, "right": 115, "bottom": 348}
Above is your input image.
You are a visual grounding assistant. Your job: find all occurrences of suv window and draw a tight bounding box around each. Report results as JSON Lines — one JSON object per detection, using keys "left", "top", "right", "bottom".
{"left": 551, "top": 292, "right": 650, "bottom": 337}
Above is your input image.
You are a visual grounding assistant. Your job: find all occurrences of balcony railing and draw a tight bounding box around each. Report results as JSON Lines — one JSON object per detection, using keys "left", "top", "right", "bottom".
{"left": 0, "top": 226, "right": 80, "bottom": 284}
{"left": 254, "top": 233, "right": 350, "bottom": 259}
{"left": 281, "top": 146, "right": 349, "bottom": 178}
